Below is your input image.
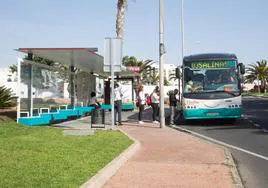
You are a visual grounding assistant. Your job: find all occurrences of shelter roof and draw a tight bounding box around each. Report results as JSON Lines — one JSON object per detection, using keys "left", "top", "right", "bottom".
{"left": 16, "top": 48, "right": 134, "bottom": 78}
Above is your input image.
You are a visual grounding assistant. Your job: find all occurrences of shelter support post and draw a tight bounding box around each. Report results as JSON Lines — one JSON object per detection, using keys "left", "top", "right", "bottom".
{"left": 104, "top": 80, "right": 111, "bottom": 104}
{"left": 131, "top": 78, "right": 134, "bottom": 103}
{"left": 70, "top": 65, "right": 76, "bottom": 108}
{"left": 17, "top": 58, "right": 22, "bottom": 122}
{"left": 27, "top": 53, "right": 33, "bottom": 116}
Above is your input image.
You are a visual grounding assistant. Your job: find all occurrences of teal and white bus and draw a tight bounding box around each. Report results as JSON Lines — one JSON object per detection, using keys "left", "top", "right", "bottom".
{"left": 181, "top": 53, "right": 245, "bottom": 120}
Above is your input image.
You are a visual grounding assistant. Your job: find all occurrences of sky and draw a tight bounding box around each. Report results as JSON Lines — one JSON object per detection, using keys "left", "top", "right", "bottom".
{"left": 0, "top": 0, "right": 268, "bottom": 68}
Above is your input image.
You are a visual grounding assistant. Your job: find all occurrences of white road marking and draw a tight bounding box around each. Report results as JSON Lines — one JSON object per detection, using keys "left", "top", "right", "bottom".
{"left": 172, "top": 126, "right": 268, "bottom": 161}
{"left": 242, "top": 116, "right": 268, "bottom": 131}
{"left": 255, "top": 124, "right": 261, "bottom": 127}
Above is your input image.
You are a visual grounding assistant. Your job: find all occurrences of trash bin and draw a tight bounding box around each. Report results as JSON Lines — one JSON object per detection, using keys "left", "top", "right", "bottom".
{"left": 91, "top": 108, "right": 105, "bottom": 127}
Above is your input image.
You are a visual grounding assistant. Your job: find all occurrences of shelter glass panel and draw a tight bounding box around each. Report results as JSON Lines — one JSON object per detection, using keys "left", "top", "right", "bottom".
{"left": 19, "top": 61, "right": 71, "bottom": 117}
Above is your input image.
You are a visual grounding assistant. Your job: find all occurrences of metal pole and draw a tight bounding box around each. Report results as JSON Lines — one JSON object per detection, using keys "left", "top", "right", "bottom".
{"left": 70, "top": 65, "right": 75, "bottom": 109}
{"left": 178, "top": 68, "right": 181, "bottom": 102}
{"left": 110, "top": 38, "right": 115, "bottom": 127}
{"left": 30, "top": 64, "right": 33, "bottom": 116}
{"left": 181, "top": 0, "right": 185, "bottom": 59}
{"left": 159, "top": 0, "right": 165, "bottom": 128}
{"left": 26, "top": 53, "right": 33, "bottom": 116}
{"left": 17, "top": 58, "right": 22, "bottom": 123}
{"left": 180, "top": 0, "right": 185, "bottom": 108}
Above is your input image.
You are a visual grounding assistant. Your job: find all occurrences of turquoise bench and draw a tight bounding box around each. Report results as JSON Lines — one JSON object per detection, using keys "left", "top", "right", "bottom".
{"left": 51, "top": 112, "right": 68, "bottom": 121}
{"left": 101, "top": 104, "right": 112, "bottom": 110}
{"left": 58, "top": 109, "right": 79, "bottom": 118}
{"left": 18, "top": 113, "right": 52, "bottom": 126}
{"left": 122, "top": 103, "right": 134, "bottom": 110}
{"left": 76, "top": 106, "right": 95, "bottom": 116}
{"left": 18, "top": 106, "right": 96, "bottom": 126}
{"left": 101, "top": 103, "right": 134, "bottom": 111}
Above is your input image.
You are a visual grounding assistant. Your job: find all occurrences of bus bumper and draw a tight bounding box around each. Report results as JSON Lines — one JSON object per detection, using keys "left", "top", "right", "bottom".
{"left": 183, "top": 108, "right": 241, "bottom": 120}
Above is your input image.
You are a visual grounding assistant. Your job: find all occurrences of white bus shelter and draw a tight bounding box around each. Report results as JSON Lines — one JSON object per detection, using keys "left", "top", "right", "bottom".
{"left": 15, "top": 48, "right": 134, "bottom": 125}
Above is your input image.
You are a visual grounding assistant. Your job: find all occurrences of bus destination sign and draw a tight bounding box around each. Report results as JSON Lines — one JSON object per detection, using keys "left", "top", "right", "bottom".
{"left": 189, "top": 61, "right": 236, "bottom": 69}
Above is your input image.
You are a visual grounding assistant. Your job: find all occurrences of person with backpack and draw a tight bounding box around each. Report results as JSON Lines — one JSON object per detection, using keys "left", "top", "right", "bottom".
{"left": 150, "top": 86, "right": 160, "bottom": 124}
{"left": 136, "top": 84, "right": 146, "bottom": 124}
{"left": 145, "top": 93, "right": 151, "bottom": 106}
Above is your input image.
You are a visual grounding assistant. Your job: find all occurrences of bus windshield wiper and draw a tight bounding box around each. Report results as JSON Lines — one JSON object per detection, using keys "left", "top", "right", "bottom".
{"left": 203, "top": 90, "right": 238, "bottom": 96}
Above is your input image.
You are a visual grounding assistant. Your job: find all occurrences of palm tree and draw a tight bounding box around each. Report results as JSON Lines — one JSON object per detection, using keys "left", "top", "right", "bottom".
{"left": 122, "top": 56, "right": 155, "bottom": 84}
{"left": 245, "top": 60, "right": 268, "bottom": 92}
{"left": 116, "top": 0, "right": 127, "bottom": 38}
{"left": 0, "top": 86, "right": 17, "bottom": 108}
{"left": 139, "top": 59, "right": 154, "bottom": 83}
{"left": 9, "top": 64, "right": 17, "bottom": 73}
{"left": 164, "top": 77, "right": 169, "bottom": 86}
{"left": 122, "top": 56, "right": 138, "bottom": 66}
{"left": 148, "top": 74, "right": 160, "bottom": 85}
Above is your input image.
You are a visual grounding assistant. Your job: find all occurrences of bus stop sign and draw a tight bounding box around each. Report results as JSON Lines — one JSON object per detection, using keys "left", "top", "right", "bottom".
{"left": 104, "top": 38, "right": 123, "bottom": 72}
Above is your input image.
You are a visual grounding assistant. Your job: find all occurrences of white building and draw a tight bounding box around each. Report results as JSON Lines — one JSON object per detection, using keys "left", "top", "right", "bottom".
{"left": 0, "top": 68, "right": 17, "bottom": 85}
{"left": 0, "top": 68, "right": 18, "bottom": 95}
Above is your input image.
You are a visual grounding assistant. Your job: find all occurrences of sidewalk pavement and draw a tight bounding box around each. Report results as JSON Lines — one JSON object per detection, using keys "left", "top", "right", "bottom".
{"left": 103, "top": 122, "right": 239, "bottom": 188}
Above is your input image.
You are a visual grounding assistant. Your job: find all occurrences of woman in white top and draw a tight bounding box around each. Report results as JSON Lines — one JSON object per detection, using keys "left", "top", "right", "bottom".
{"left": 137, "top": 85, "right": 146, "bottom": 124}
{"left": 114, "top": 83, "right": 123, "bottom": 125}
{"left": 150, "top": 86, "right": 160, "bottom": 123}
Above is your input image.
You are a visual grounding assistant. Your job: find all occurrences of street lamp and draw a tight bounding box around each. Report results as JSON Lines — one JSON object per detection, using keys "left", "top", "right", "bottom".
{"left": 181, "top": 0, "right": 185, "bottom": 60}
{"left": 159, "top": 0, "right": 165, "bottom": 128}
{"left": 178, "top": 0, "right": 185, "bottom": 109}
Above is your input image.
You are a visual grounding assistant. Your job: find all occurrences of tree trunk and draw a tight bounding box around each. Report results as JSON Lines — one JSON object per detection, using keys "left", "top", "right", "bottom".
{"left": 116, "top": 0, "right": 127, "bottom": 38}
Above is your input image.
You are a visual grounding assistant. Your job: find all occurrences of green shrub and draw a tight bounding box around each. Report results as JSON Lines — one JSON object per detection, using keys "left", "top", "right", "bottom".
{"left": 0, "top": 86, "right": 17, "bottom": 108}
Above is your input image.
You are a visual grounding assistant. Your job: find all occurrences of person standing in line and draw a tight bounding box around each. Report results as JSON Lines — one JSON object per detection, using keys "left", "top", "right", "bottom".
{"left": 150, "top": 86, "right": 160, "bottom": 124}
{"left": 89, "top": 91, "right": 100, "bottom": 108}
{"left": 137, "top": 85, "right": 146, "bottom": 124}
{"left": 169, "top": 89, "right": 179, "bottom": 125}
{"left": 114, "top": 83, "right": 123, "bottom": 125}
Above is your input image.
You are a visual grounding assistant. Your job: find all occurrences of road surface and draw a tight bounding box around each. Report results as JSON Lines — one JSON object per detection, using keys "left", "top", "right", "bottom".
{"left": 173, "top": 96, "right": 268, "bottom": 188}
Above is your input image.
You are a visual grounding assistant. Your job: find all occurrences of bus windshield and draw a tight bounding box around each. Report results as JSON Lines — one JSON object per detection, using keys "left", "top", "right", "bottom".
{"left": 183, "top": 60, "right": 239, "bottom": 95}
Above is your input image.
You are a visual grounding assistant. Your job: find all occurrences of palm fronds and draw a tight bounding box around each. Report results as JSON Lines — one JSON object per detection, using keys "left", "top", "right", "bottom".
{"left": 245, "top": 60, "right": 268, "bottom": 91}
{"left": 0, "top": 86, "right": 17, "bottom": 108}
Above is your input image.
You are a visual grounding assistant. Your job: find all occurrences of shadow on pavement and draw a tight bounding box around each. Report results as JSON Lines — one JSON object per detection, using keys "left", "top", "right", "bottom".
{"left": 174, "top": 113, "right": 262, "bottom": 131}
{"left": 124, "top": 107, "right": 263, "bottom": 132}
{"left": 250, "top": 130, "right": 268, "bottom": 135}
{"left": 126, "top": 107, "right": 172, "bottom": 124}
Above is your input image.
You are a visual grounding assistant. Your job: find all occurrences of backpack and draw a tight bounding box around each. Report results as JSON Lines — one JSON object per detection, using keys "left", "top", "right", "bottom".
{"left": 146, "top": 95, "right": 151, "bottom": 105}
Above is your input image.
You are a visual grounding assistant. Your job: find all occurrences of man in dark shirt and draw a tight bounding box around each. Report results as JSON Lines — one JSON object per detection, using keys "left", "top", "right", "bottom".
{"left": 169, "top": 89, "right": 179, "bottom": 125}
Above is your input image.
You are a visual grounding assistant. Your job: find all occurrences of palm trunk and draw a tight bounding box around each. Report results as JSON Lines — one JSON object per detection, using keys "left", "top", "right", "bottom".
{"left": 116, "top": 0, "right": 127, "bottom": 38}
{"left": 261, "top": 78, "right": 266, "bottom": 93}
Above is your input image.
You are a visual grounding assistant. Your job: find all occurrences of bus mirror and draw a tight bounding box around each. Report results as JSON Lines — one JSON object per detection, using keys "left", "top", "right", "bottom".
{"left": 239, "top": 63, "right": 245, "bottom": 75}
{"left": 184, "top": 67, "right": 191, "bottom": 80}
{"left": 175, "top": 67, "right": 180, "bottom": 78}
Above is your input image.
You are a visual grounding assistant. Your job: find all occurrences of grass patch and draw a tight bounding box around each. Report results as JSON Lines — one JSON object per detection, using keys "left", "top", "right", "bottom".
{"left": 0, "top": 121, "right": 133, "bottom": 188}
